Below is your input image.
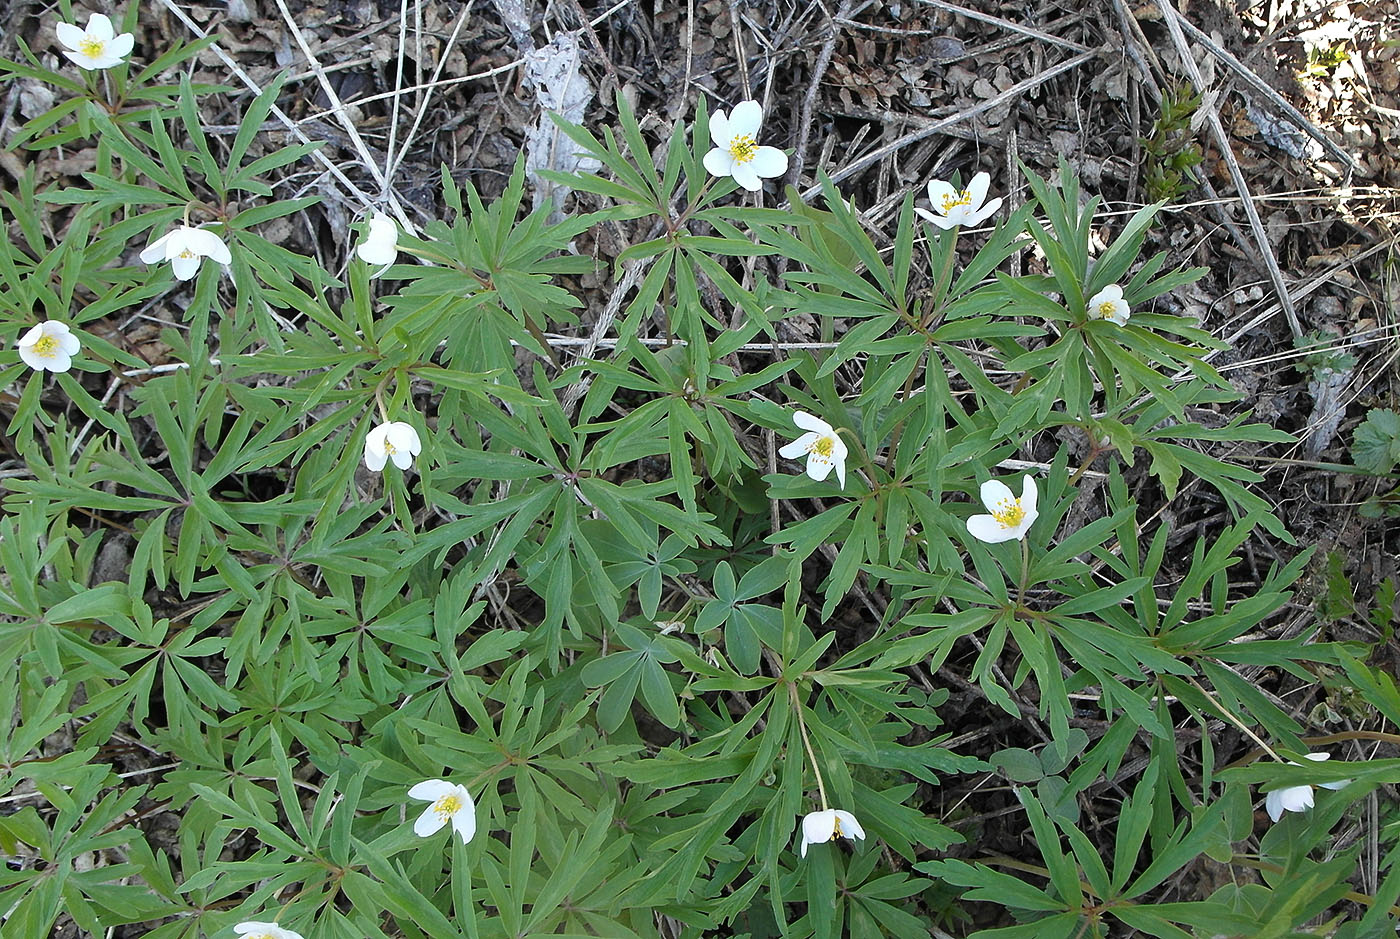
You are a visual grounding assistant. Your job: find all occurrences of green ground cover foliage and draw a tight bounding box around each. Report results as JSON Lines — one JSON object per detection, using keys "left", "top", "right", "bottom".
{"left": 1, "top": 21, "right": 1399, "bottom": 938}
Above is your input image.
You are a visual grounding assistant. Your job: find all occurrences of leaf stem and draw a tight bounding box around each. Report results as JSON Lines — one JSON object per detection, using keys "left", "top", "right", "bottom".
{"left": 1186, "top": 675, "right": 1283, "bottom": 763}
{"left": 790, "top": 682, "right": 829, "bottom": 810}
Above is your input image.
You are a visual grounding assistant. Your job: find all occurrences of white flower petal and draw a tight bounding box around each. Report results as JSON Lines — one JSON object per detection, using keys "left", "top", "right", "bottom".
{"left": 779, "top": 431, "right": 820, "bottom": 459}
{"left": 727, "top": 100, "right": 763, "bottom": 139}
{"left": 731, "top": 162, "right": 762, "bottom": 192}
{"left": 413, "top": 805, "right": 448, "bottom": 837}
{"left": 451, "top": 793, "right": 478, "bottom": 844}
{"left": 55, "top": 22, "right": 85, "bottom": 49}
{"left": 702, "top": 147, "right": 736, "bottom": 179}
{"left": 978, "top": 479, "right": 1016, "bottom": 513}
{"left": 1278, "top": 784, "right": 1314, "bottom": 814}
{"left": 832, "top": 809, "right": 865, "bottom": 842}
{"left": 747, "top": 146, "right": 787, "bottom": 180}
{"left": 108, "top": 33, "right": 135, "bottom": 59}
{"left": 925, "top": 179, "right": 957, "bottom": 206}
{"left": 834, "top": 455, "right": 846, "bottom": 489}
{"left": 967, "top": 196, "right": 1004, "bottom": 226}
{"left": 708, "top": 110, "right": 730, "bottom": 149}
{"left": 185, "top": 228, "right": 231, "bottom": 264}
{"left": 967, "top": 514, "right": 1018, "bottom": 544}
{"left": 966, "top": 171, "right": 990, "bottom": 209}
{"left": 792, "top": 410, "right": 833, "bottom": 434}
{"left": 170, "top": 254, "right": 201, "bottom": 280}
{"left": 18, "top": 347, "right": 45, "bottom": 371}
{"left": 408, "top": 779, "right": 455, "bottom": 800}
{"left": 802, "top": 809, "right": 837, "bottom": 849}
{"left": 139, "top": 232, "right": 174, "bottom": 263}
{"left": 87, "top": 13, "right": 116, "bottom": 40}
{"left": 1019, "top": 475, "right": 1038, "bottom": 517}
{"left": 1265, "top": 789, "right": 1285, "bottom": 822}
{"left": 806, "top": 452, "right": 835, "bottom": 481}
{"left": 17, "top": 324, "right": 44, "bottom": 348}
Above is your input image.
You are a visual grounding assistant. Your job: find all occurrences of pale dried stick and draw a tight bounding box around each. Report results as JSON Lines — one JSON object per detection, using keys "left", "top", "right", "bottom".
{"left": 794, "top": 49, "right": 1096, "bottom": 201}
{"left": 384, "top": 0, "right": 477, "bottom": 187}
{"left": 1154, "top": 0, "right": 1301, "bottom": 338}
{"left": 791, "top": 0, "right": 854, "bottom": 187}
{"left": 912, "top": 0, "right": 1089, "bottom": 53}
{"left": 1169, "top": 9, "right": 1360, "bottom": 173}
{"left": 271, "top": 0, "right": 396, "bottom": 204}
{"left": 153, "top": 0, "right": 388, "bottom": 215}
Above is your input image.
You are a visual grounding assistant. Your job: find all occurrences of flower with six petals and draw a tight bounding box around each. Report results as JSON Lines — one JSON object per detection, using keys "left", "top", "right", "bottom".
{"left": 1087, "top": 284, "right": 1131, "bottom": 326}
{"left": 355, "top": 211, "right": 399, "bottom": 271}
{"left": 409, "top": 779, "right": 477, "bottom": 844}
{"left": 779, "top": 411, "right": 847, "bottom": 489}
{"left": 915, "top": 171, "right": 1002, "bottom": 230}
{"left": 1265, "top": 752, "right": 1350, "bottom": 822}
{"left": 702, "top": 100, "right": 788, "bottom": 192}
{"left": 364, "top": 421, "right": 422, "bottom": 472}
{"left": 56, "top": 13, "right": 134, "bottom": 71}
{"left": 966, "top": 475, "right": 1039, "bottom": 544}
{"left": 799, "top": 808, "right": 865, "bottom": 857}
{"left": 139, "top": 225, "right": 232, "bottom": 281}
{"left": 17, "top": 320, "right": 81, "bottom": 373}
{"left": 233, "top": 922, "right": 305, "bottom": 939}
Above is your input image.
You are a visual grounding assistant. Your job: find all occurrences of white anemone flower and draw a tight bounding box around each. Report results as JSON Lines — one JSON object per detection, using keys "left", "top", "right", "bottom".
{"left": 799, "top": 809, "right": 866, "bottom": 858}
{"left": 1265, "top": 752, "right": 1350, "bottom": 823}
{"left": 355, "top": 211, "right": 399, "bottom": 270}
{"left": 1087, "top": 284, "right": 1131, "bottom": 326}
{"left": 409, "top": 779, "right": 477, "bottom": 844}
{"left": 139, "top": 225, "right": 232, "bottom": 281}
{"left": 915, "top": 171, "right": 1003, "bottom": 230}
{"left": 702, "top": 100, "right": 788, "bottom": 192}
{"left": 17, "top": 321, "right": 81, "bottom": 373}
{"left": 233, "top": 922, "right": 305, "bottom": 939}
{"left": 364, "top": 421, "right": 422, "bottom": 472}
{"left": 56, "top": 13, "right": 134, "bottom": 71}
{"left": 966, "top": 475, "right": 1039, "bottom": 544}
{"left": 778, "top": 410, "right": 848, "bottom": 489}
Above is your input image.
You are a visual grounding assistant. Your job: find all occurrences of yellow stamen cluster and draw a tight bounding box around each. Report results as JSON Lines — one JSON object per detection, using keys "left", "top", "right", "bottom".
{"left": 991, "top": 498, "right": 1025, "bottom": 527}
{"left": 810, "top": 435, "right": 835, "bottom": 457}
{"left": 729, "top": 135, "right": 758, "bottom": 164}
{"left": 31, "top": 335, "right": 59, "bottom": 358}
{"left": 78, "top": 37, "right": 106, "bottom": 59}
{"left": 383, "top": 440, "right": 397, "bottom": 455}
{"left": 832, "top": 817, "right": 845, "bottom": 837}
{"left": 178, "top": 248, "right": 196, "bottom": 259}
{"left": 1098, "top": 301, "right": 1118, "bottom": 318}
{"left": 940, "top": 188, "right": 973, "bottom": 213}
{"left": 433, "top": 793, "right": 462, "bottom": 819}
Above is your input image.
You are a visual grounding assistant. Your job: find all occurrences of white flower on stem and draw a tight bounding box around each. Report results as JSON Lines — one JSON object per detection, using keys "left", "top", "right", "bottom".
{"left": 1264, "top": 752, "right": 1350, "bottom": 823}
{"left": 966, "top": 475, "right": 1039, "bottom": 544}
{"left": 409, "top": 779, "right": 477, "bottom": 844}
{"left": 364, "top": 421, "right": 422, "bottom": 472}
{"left": 915, "top": 171, "right": 1003, "bottom": 230}
{"left": 778, "top": 410, "right": 848, "bottom": 489}
{"left": 355, "top": 211, "right": 398, "bottom": 270}
{"left": 1087, "top": 284, "right": 1131, "bottom": 326}
{"left": 799, "top": 808, "right": 866, "bottom": 858}
{"left": 17, "top": 321, "right": 81, "bottom": 373}
{"left": 139, "top": 225, "right": 232, "bottom": 281}
{"left": 702, "top": 100, "right": 788, "bottom": 192}
{"left": 56, "top": 13, "right": 134, "bottom": 71}
{"left": 233, "top": 922, "right": 305, "bottom": 939}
